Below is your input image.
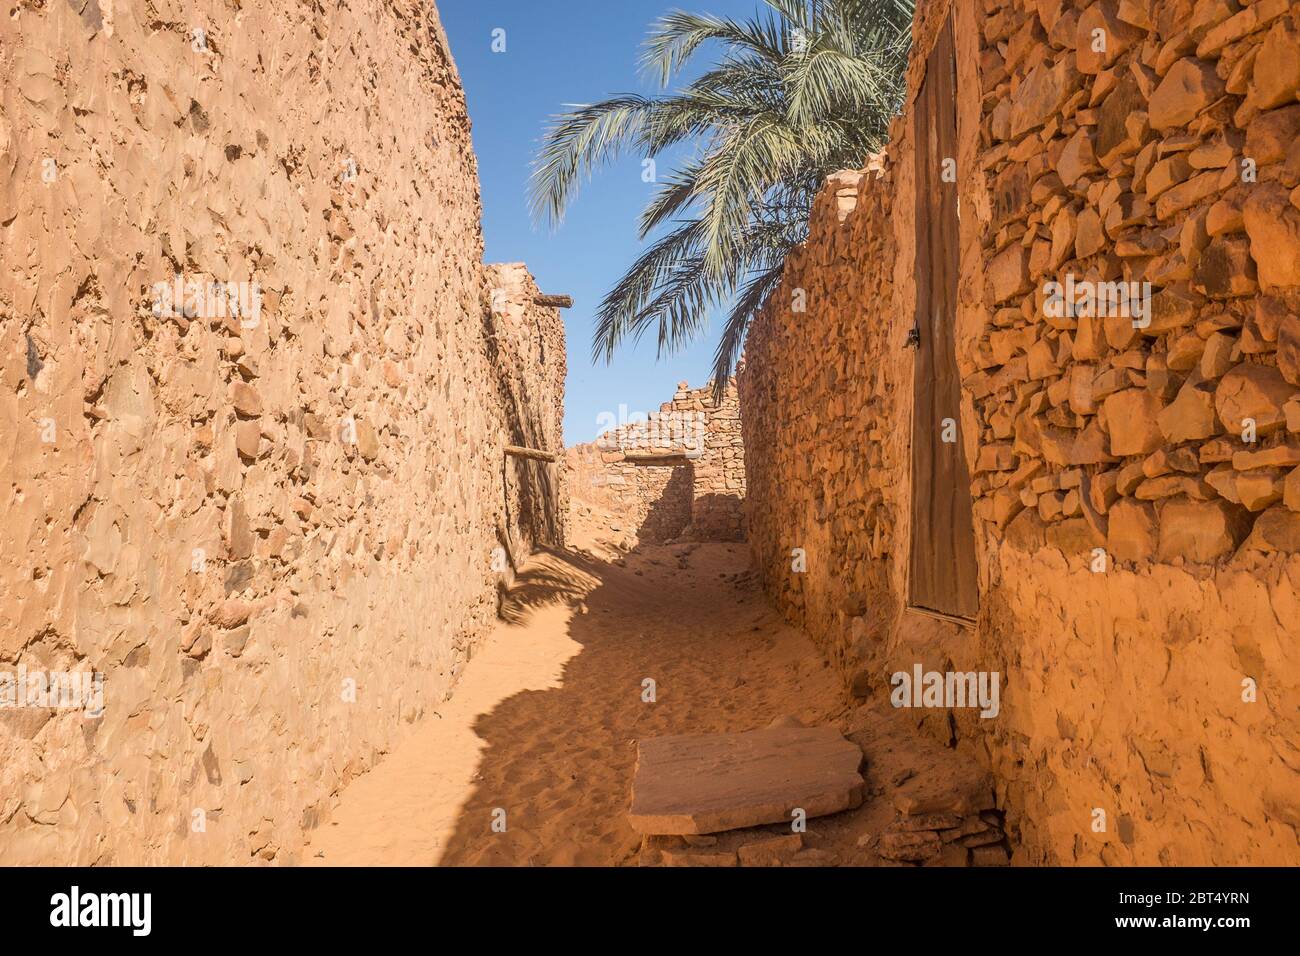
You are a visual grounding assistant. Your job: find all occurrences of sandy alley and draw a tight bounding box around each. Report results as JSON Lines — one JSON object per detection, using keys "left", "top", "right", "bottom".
{"left": 303, "top": 529, "right": 854, "bottom": 866}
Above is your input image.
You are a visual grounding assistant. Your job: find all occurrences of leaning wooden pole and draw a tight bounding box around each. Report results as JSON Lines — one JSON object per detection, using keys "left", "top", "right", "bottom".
{"left": 505, "top": 444, "right": 558, "bottom": 463}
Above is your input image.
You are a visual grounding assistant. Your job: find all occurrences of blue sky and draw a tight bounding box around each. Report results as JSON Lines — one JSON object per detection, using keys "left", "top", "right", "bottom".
{"left": 439, "top": 0, "right": 760, "bottom": 444}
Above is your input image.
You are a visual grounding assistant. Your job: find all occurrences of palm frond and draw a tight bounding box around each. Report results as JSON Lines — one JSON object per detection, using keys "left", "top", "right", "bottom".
{"left": 638, "top": 162, "right": 705, "bottom": 238}
{"left": 591, "top": 221, "right": 708, "bottom": 362}
{"left": 529, "top": 96, "right": 655, "bottom": 229}
{"left": 711, "top": 264, "right": 785, "bottom": 400}
{"left": 532, "top": 0, "right": 917, "bottom": 383}
{"left": 641, "top": 10, "right": 787, "bottom": 86}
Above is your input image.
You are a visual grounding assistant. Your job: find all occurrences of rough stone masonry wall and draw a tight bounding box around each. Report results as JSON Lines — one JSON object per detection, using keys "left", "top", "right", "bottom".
{"left": 567, "top": 442, "right": 694, "bottom": 543}
{"left": 741, "top": 0, "right": 1300, "bottom": 865}
{"left": 0, "top": 1, "right": 564, "bottom": 864}
{"left": 567, "top": 380, "right": 746, "bottom": 542}
{"left": 741, "top": 166, "right": 907, "bottom": 678}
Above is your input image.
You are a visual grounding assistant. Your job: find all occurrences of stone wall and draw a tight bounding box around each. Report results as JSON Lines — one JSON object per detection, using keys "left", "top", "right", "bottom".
{"left": 567, "top": 442, "right": 695, "bottom": 543}
{"left": 740, "top": 0, "right": 1300, "bottom": 865}
{"left": 567, "top": 380, "right": 746, "bottom": 543}
{"left": 741, "top": 164, "right": 908, "bottom": 680}
{"left": 0, "top": 0, "right": 565, "bottom": 864}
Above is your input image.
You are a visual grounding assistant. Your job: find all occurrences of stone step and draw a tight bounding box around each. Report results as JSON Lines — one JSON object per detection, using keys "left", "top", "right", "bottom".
{"left": 628, "top": 725, "right": 865, "bottom": 835}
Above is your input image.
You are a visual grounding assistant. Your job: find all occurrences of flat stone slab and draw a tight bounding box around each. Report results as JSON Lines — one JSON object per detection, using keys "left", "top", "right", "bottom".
{"left": 628, "top": 725, "right": 865, "bottom": 835}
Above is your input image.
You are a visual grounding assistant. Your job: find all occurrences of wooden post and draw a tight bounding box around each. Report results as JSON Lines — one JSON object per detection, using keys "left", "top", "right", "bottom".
{"left": 532, "top": 294, "right": 573, "bottom": 309}
{"left": 622, "top": 451, "right": 693, "bottom": 466}
{"left": 505, "top": 444, "right": 558, "bottom": 463}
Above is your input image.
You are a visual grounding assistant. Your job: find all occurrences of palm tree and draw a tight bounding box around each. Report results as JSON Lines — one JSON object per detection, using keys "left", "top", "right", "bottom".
{"left": 530, "top": 0, "right": 914, "bottom": 395}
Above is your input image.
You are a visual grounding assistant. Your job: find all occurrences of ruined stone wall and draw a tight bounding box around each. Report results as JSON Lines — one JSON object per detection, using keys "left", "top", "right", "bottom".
{"left": 740, "top": 0, "right": 1300, "bottom": 865}
{"left": 0, "top": 0, "right": 564, "bottom": 864}
{"left": 685, "top": 380, "right": 747, "bottom": 541}
{"left": 566, "top": 442, "right": 694, "bottom": 543}
{"left": 567, "top": 380, "right": 746, "bottom": 543}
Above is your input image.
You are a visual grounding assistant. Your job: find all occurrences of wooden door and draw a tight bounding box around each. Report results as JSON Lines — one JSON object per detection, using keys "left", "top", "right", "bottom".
{"left": 908, "top": 14, "right": 979, "bottom": 622}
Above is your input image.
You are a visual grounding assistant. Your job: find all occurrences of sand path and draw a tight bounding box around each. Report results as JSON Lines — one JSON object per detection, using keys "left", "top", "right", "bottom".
{"left": 303, "top": 535, "right": 854, "bottom": 866}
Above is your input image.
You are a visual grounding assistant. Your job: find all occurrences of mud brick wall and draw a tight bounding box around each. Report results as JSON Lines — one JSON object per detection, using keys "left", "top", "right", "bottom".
{"left": 0, "top": 1, "right": 564, "bottom": 864}
{"left": 567, "top": 380, "right": 746, "bottom": 543}
{"left": 740, "top": 0, "right": 1300, "bottom": 865}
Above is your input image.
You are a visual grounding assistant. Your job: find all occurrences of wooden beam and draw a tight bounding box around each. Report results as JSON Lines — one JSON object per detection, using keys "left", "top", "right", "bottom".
{"left": 622, "top": 452, "right": 693, "bottom": 466}
{"left": 505, "top": 444, "right": 558, "bottom": 463}
{"left": 533, "top": 293, "right": 573, "bottom": 309}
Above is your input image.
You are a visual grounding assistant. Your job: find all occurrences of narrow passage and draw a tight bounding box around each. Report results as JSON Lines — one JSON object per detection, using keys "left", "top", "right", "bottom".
{"left": 305, "top": 506, "right": 1003, "bottom": 867}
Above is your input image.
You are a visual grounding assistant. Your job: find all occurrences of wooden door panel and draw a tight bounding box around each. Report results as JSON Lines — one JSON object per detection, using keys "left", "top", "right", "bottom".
{"left": 908, "top": 15, "right": 979, "bottom": 622}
